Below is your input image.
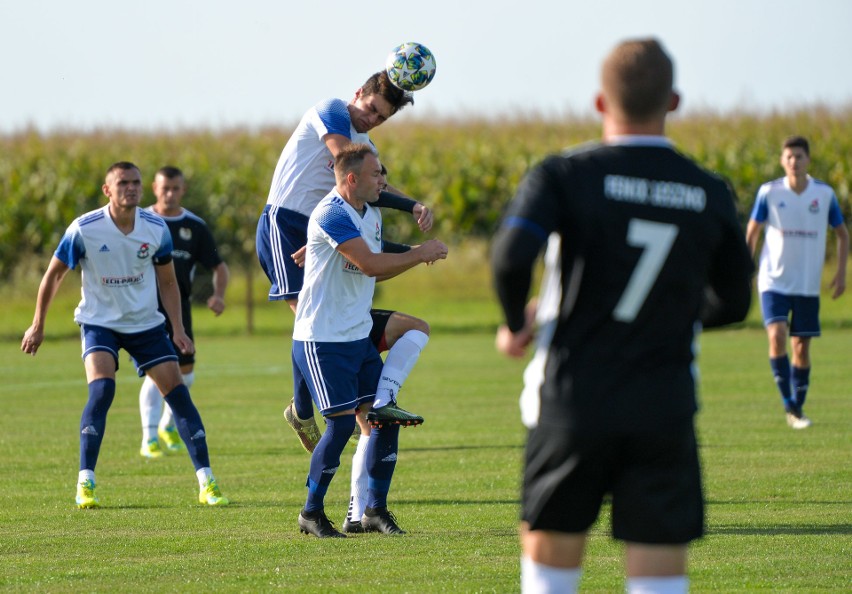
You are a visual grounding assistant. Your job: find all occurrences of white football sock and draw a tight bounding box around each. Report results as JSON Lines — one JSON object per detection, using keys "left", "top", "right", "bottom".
{"left": 196, "top": 467, "right": 214, "bottom": 488}
{"left": 373, "top": 330, "right": 429, "bottom": 408}
{"left": 348, "top": 434, "right": 370, "bottom": 521}
{"left": 78, "top": 469, "right": 95, "bottom": 484}
{"left": 626, "top": 576, "right": 688, "bottom": 594}
{"left": 521, "top": 555, "right": 580, "bottom": 593}
{"left": 139, "top": 375, "right": 162, "bottom": 444}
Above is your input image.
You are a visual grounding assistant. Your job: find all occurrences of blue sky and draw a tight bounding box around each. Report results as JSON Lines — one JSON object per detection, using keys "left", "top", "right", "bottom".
{"left": 2, "top": 0, "right": 850, "bottom": 132}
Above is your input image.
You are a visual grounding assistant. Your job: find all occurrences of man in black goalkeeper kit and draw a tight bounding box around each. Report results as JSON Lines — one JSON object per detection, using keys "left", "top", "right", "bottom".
{"left": 492, "top": 38, "right": 754, "bottom": 594}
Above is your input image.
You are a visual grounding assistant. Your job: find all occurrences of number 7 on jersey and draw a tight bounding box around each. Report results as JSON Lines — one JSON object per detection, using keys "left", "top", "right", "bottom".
{"left": 612, "top": 219, "right": 679, "bottom": 323}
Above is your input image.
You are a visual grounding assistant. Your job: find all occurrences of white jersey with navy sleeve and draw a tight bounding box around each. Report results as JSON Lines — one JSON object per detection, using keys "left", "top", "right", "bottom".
{"left": 751, "top": 175, "right": 845, "bottom": 296}
{"left": 265, "top": 98, "right": 373, "bottom": 217}
{"left": 54, "top": 205, "right": 174, "bottom": 332}
{"left": 293, "top": 190, "right": 383, "bottom": 342}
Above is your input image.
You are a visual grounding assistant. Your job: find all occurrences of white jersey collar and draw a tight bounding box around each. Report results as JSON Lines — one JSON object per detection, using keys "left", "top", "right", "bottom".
{"left": 606, "top": 135, "right": 673, "bottom": 148}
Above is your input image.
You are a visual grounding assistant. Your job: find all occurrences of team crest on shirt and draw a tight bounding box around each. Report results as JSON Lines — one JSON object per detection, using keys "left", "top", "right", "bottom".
{"left": 137, "top": 243, "right": 150, "bottom": 259}
{"left": 375, "top": 221, "right": 381, "bottom": 242}
{"left": 179, "top": 227, "right": 192, "bottom": 241}
{"left": 809, "top": 199, "right": 820, "bottom": 214}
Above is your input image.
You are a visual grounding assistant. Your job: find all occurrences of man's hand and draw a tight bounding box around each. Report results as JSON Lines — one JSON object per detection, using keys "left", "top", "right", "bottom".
{"left": 830, "top": 273, "right": 846, "bottom": 299}
{"left": 292, "top": 245, "right": 307, "bottom": 268}
{"left": 21, "top": 325, "right": 45, "bottom": 356}
{"left": 413, "top": 203, "right": 433, "bottom": 232}
{"left": 495, "top": 324, "right": 534, "bottom": 358}
{"left": 171, "top": 329, "right": 196, "bottom": 355}
{"left": 415, "top": 239, "right": 448, "bottom": 265}
{"left": 207, "top": 295, "right": 226, "bottom": 315}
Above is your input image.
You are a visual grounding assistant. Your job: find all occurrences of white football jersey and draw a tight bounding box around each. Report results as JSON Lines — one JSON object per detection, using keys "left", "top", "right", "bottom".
{"left": 293, "top": 190, "right": 383, "bottom": 342}
{"left": 751, "top": 176, "right": 844, "bottom": 296}
{"left": 54, "top": 205, "right": 174, "bottom": 332}
{"left": 265, "top": 98, "right": 373, "bottom": 216}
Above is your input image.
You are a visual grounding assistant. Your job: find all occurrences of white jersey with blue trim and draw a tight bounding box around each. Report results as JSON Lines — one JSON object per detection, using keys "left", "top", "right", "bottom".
{"left": 293, "top": 190, "right": 383, "bottom": 342}
{"left": 54, "top": 204, "right": 174, "bottom": 332}
{"left": 751, "top": 175, "right": 845, "bottom": 296}
{"left": 265, "top": 98, "right": 373, "bottom": 217}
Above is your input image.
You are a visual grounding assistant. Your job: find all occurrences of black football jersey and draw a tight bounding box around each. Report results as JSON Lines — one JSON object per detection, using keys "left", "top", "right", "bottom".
{"left": 152, "top": 208, "right": 223, "bottom": 301}
{"left": 492, "top": 140, "right": 753, "bottom": 430}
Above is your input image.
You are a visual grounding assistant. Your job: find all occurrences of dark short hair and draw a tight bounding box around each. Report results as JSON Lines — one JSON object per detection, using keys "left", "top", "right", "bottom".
{"left": 602, "top": 38, "right": 673, "bottom": 122}
{"left": 156, "top": 165, "right": 184, "bottom": 179}
{"left": 106, "top": 161, "right": 140, "bottom": 179}
{"left": 782, "top": 135, "right": 810, "bottom": 156}
{"left": 360, "top": 71, "right": 414, "bottom": 114}
{"left": 334, "top": 143, "right": 377, "bottom": 182}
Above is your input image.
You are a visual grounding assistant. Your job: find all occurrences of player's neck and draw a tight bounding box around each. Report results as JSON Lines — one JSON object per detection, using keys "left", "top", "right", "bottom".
{"left": 108, "top": 204, "right": 136, "bottom": 234}
{"left": 787, "top": 174, "right": 809, "bottom": 194}
{"left": 602, "top": 118, "right": 666, "bottom": 140}
{"left": 153, "top": 204, "right": 182, "bottom": 217}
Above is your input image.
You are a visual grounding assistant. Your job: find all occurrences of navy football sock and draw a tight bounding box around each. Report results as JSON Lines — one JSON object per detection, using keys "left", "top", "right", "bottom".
{"left": 304, "top": 414, "right": 356, "bottom": 513}
{"left": 366, "top": 423, "right": 400, "bottom": 509}
{"left": 791, "top": 366, "right": 811, "bottom": 411}
{"left": 163, "top": 384, "right": 209, "bottom": 470}
{"left": 79, "top": 378, "right": 116, "bottom": 471}
{"left": 769, "top": 356, "right": 793, "bottom": 411}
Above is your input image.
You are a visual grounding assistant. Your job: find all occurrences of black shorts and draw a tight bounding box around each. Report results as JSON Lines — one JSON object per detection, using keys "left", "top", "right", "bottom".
{"left": 163, "top": 299, "right": 195, "bottom": 367}
{"left": 369, "top": 309, "right": 393, "bottom": 352}
{"left": 522, "top": 417, "right": 703, "bottom": 544}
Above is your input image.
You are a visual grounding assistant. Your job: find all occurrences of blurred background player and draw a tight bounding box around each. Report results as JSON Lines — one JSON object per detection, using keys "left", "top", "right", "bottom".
{"left": 746, "top": 136, "right": 848, "bottom": 429}
{"left": 293, "top": 145, "right": 448, "bottom": 537}
{"left": 256, "top": 71, "right": 434, "bottom": 451}
{"left": 492, "top": 39, "right": 753, "bottom": 593}
{"left": 22, "top": 162, "right": 228, "bottom": 508}
{"left": 138, "top": 166, "right": 230, "bottom": 458}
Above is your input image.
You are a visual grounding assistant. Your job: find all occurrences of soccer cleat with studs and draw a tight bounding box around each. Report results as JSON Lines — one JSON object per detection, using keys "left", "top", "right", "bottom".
{"left": 140, "top": 438, "right": 165, "bottom": 459}
{"left": 786, "top": 410, "right": 812, "bottom": 429}
{"left": 342, "top": 517, "right": 366, "bottom": 534}
{"left": 366, "top": 403, "right": 424, "bottom": 428}
{"left": 361, "top": 506, "right": 406, "bottom": 535}
{"left": 158, "top": 425, "right": 184, "bottom": 452}
{"left": 284, "top": 400, "right": 322, "bottom": 453}
{"left": 198, "top": 477, "right": 229, "bottom": 506}
{"left": 299, "top": 510, "right": 346, "bottom": 538}
{"left": 75, "top": 478, "right": 100, "bottom": 509}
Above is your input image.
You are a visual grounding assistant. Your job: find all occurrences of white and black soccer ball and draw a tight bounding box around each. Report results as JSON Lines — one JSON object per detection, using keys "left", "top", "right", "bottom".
{"left": 385, "top": 42, "right": 436, "bottom": 92}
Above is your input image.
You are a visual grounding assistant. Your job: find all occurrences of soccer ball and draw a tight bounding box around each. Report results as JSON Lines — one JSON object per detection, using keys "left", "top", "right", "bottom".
{"left": 385, "top": 42, "right": 436, "bottom": 92}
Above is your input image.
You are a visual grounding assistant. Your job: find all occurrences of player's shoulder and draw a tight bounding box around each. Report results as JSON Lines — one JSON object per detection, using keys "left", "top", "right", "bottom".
{"left": 313, "top": 97, "right": 349, "bottom": 119}
{"left": 179, "top": 208, "right": 210, "bottom": 227}
{"left": 75, "top": 206, "right": 108, "bottom": 228}
{"left": 139, "top": 208, "right": 167, "bottom": 228}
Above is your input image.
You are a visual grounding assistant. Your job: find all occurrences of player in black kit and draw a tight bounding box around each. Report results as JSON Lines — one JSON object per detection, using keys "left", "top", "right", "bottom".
{"left": 492, "top": 39, "right": 753, "bottom": 594}
{"left": 138, "top": 166, "right": 230, "bottom": 458}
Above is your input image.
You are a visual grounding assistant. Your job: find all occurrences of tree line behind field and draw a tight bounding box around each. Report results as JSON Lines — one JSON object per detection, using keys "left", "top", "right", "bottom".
{"left": 2, "top": 107, "right": 850, "bottom": 286}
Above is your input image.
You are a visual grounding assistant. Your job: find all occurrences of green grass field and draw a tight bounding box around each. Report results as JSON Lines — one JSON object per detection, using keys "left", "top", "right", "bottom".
{"left": 2, "top": 251, "right": 851, "bottom": 592}
{"left": 1, "top": 320, "right": 850, "bottom": 592}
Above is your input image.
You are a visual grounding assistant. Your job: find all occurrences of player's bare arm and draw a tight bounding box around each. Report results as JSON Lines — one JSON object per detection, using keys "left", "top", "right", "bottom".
{"left": 831, "top": 223, "right": 849, "bottom": 299}
{"left": 22, "top": 256, "right": 71, "bottom": 356}
{"left": 206, "top": 261, "right": 230, "bottom": 315}
{"left": 337, "top": 235, "right": 447, "bottom": 280}
{"left": 155, "top": 262, "right": 195, "bottom": 355}
{"left": 745, "top": 219, "right": 764, "bottom": 259}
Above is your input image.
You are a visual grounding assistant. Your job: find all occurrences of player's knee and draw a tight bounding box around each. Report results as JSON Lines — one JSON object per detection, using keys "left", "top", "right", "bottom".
{"left": 407, "top": 317, "right": 430, "bottom": 336}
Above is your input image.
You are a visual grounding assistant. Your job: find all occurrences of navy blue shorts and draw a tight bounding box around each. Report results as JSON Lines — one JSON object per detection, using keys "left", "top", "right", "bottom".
{"left": 292, "top": 337, "right": 382, "bottom": 416}
{"left": 256, "top": 204, "right": 309, "bottom": 301}
{"left": 80, "top": 323, "right": 178, "bottom": 377}
{"left": 760, "top": 291, "right": 820, "bottom": 337}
